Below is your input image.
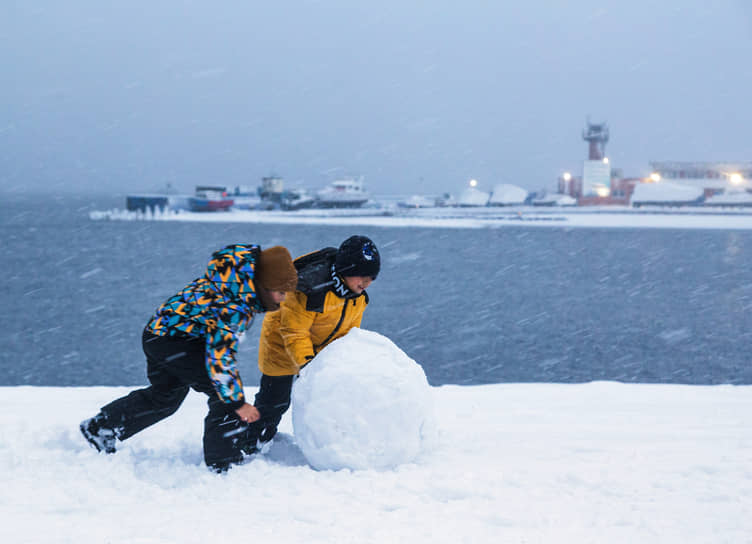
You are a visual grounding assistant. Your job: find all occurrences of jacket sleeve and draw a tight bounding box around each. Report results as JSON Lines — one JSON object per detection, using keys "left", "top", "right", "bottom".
{"left": 278, "top": 291, "right": 318, "bottom": 369}
{"left": 201, "top": 245, "right": 260, "bottom": 410}
{"left": 204, "top": 319, "right": 246, "bottom": 410}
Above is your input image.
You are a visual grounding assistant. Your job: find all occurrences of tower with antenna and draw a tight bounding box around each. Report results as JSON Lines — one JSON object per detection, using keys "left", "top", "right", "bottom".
{"left": 581, "top": 119, "right": 611, "bottom": 196}
{"left": 582, "top": 120, "right": 609, "bottom": 161}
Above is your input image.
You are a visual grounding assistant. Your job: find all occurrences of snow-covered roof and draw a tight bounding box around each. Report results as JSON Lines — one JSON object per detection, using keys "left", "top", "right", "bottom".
{"left": 631, "top": 181, "right": 704, "bottom": 204}
{"left": 703, "top": 190, "right": 752, "bottom": 206}
{"left": 651, "top": 178, "right": 751, "bottom": 191}
{"left": 531, "top": 193, "right": 577, "bottom": 206}
{"left": 488, "top": 184, "right": 528, "bottom": 205}
{"left": 398, "top": 195, "right": 436, "bottom": 208}
{"left": 457, "top": 187, "right": 490, "bottom": 206}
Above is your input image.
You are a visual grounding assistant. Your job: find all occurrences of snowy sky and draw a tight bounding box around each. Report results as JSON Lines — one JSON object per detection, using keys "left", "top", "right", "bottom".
{"left": 3, "top": 1, "right": 752, "bottom": 195}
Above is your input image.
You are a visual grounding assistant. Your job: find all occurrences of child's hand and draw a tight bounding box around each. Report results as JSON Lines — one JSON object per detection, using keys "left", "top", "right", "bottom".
{"left": 235, "top": 403, "right": 260, "bottom": 423}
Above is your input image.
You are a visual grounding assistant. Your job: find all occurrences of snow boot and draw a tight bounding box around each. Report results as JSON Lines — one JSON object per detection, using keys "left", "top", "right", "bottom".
{"left": 80, "top": 413, "right": 117, "bottom": 454}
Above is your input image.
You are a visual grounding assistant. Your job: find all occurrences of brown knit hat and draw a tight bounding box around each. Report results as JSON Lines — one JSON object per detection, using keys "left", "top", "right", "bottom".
{"left": 256, "top": 246, "right": 298, "bottom": 292}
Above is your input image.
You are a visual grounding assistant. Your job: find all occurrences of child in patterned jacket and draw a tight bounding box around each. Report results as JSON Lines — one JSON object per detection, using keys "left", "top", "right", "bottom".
{"left": 80, "top": 244, "right": 298, "bottom": 472}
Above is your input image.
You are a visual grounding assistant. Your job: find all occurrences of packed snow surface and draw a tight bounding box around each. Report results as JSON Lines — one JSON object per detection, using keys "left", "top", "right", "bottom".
{"left": 90, "top": 204, "right": 752, "bottom": 230}
{"left": 292, "top": 328, "right": 436, "bottom": 470}
{"left": 1, "top": 345, "right": 750, "bottom": 542}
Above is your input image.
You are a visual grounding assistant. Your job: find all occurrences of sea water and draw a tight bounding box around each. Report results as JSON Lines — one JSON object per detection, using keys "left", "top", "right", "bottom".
{"left": 2, "top": 192, "right": 751, "bottom": 386}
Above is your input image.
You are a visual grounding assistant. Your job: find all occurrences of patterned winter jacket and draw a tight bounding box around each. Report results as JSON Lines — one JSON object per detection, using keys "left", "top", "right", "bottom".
{"left": 145, "top": 244, "right": 266, "bottom": 410}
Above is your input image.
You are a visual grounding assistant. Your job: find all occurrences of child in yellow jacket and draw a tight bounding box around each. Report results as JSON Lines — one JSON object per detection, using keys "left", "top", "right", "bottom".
{"left": 248, "top": 235, "right": 380, "bottom": 447}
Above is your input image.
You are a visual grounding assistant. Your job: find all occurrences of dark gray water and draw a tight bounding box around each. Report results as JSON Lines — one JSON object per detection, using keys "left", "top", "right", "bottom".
{"left": 2, "top": 192, "right": 751, "bottom": 387}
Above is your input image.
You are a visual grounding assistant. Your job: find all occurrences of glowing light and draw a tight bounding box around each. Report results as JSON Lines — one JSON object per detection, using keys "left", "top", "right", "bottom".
{"left": 730, "top": 173, "right": 743, "bottom": 185}
{"left": 595, "top": 184, "right": 611, "bottom": 198}
{"left": 469, "top": 179, "right": 478, "bottom": 187}
{"left": 563, "top": 172, "right": 572, "bottom": 182}
{"left": 650, "top": 172, "right": 661, "bottom": 182}
{"left": 603, "top": 157, "right": 609, "bottom": 164}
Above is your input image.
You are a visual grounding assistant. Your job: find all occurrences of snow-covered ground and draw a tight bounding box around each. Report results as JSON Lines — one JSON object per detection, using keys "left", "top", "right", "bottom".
{"left": 1, "top": 329, "right": 749, "bottom": 543}
{"left": 90, "top": 204, "right": 752, "bottom": 230}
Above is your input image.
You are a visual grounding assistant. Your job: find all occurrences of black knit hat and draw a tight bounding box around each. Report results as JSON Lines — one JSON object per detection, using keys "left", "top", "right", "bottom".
{"left": 335, "top": 235, "right": 380, "bottom": 279}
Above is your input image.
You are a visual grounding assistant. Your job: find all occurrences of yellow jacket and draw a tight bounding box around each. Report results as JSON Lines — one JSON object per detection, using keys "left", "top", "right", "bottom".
{"left": 258, "top": 289, "right": 368, "bottom": 376}
{"left": 258, "top": 250, "right": 369, "bottom": 376}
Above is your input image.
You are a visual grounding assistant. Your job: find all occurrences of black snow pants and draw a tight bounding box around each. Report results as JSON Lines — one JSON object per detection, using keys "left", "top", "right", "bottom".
{"left": 100, "top": 329, "right": 249, "bottom": 470}
{"left": 244, "top": 373, "right": 295, "bottom": 446}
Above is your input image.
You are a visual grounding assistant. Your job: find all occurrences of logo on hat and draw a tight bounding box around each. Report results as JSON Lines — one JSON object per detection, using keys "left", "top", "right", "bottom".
{"left": 361, "top": 242, "right": 376, "bottom": 261}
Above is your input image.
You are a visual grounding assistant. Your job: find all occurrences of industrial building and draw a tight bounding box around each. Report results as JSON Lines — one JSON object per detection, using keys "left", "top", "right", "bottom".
{"left": 558, "top": 121, "right": 751, "bottom": 206}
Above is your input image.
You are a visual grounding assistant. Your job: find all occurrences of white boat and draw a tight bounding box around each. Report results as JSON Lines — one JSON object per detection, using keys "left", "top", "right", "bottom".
{"left": 316, "top": 177, "right": 370, "bottom": 208}
{"left": 281, "top": 188, "right": 317, "bottom": 210}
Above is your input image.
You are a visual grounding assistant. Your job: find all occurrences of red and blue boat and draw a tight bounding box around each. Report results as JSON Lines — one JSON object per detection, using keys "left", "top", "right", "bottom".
{"left": 189, "top": 186, "right": 234, "bottom": 212}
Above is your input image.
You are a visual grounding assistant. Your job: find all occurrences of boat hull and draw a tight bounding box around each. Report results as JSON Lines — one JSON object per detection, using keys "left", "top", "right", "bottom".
{"left": 188, "top": 197, "right": 234, "bottom": 212}
{"left": 315, "top": 198, "right": 369, "bottom": 209}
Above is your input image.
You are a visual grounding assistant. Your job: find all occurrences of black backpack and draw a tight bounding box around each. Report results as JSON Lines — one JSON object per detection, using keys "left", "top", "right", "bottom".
{"left": 293, "top": 247, "right": 337, "bottom": 272}
{"left": 293, "top": 247, "right": 368, "bottom": 312}
{"left": 293, "top": 247, "right": 338, "bottom": 305}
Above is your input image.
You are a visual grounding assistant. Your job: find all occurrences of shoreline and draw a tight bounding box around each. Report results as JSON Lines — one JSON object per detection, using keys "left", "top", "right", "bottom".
{"left": 89, "top": 204, "right": 752, "bottom": 230}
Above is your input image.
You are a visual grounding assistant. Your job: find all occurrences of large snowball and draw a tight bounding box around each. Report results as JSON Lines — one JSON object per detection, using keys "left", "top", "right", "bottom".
{"left": 292, "top": 328, "right": 436, "bottom": 471}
